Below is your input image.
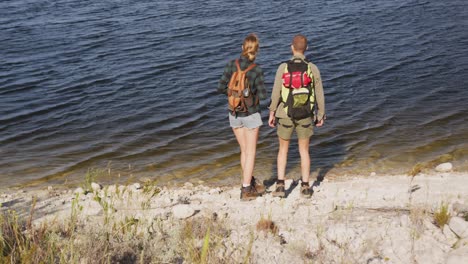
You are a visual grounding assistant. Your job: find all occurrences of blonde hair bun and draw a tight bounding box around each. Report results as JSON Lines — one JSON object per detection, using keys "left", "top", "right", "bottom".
{"left": 242, "top": 33, "right": 259, "bottom": 61}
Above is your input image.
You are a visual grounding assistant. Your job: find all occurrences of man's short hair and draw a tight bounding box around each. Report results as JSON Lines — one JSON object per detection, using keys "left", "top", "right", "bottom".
{"left": 292, "top": 34, "right": 308, "bottom": 53}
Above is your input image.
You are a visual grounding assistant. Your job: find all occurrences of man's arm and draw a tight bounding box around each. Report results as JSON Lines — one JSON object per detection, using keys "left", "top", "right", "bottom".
{"left": 311, "top": 64, "right": 325, "bottom": 124}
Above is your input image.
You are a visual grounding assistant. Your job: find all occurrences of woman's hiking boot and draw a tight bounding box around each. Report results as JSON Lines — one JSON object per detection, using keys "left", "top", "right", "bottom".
{"left": 240, "top": 185, "right": 261, "bottom": 201}
{"left": 251, "top": 176, "right": 265, "bottom": 194}
{"left": 300, "top": 182, "right": 312, "bottom": 198}
{"left": 271, "top": 180, "right": 286, "bottom": 198}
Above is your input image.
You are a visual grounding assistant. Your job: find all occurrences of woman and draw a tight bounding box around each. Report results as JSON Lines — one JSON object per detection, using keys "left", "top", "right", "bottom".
{"left": 217, "top": 33, "right": 267, "bottom": 201}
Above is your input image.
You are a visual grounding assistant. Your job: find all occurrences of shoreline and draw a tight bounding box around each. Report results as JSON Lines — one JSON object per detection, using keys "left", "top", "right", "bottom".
{"left": 4, "top": 158, "right": 468, "bottom": 193}
{"left": 1, "top": 166, "right": 468, "bottom": 263}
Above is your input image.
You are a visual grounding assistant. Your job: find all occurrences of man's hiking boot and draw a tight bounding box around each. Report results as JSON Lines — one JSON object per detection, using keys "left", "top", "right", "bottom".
{"left": 272, "top": 181, "right": 286, "bottom": 198}
{"left": 300, "top": 183, "right": 312, "bottom": 198}
{"left": 251, "top": 177, "right": 265, "bottom": 194}
{"left": 240, "top": 185, "right": 261, "bottom": 201}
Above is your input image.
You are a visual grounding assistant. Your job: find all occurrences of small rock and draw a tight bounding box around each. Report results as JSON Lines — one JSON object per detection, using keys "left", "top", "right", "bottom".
{"left": 172, "top": 204, "right": 196, "bottom": 219}
{"left": 449, "top": 217, "right": 468, "bottom": 238}
{"left": 453, "top": 202, "right": 468, "bottom": 215}
{"left": 91, "top": 182, "right": 102, "bottom": 191}
{"left": 435, "top": 162, "right": 453, "bottom": 172}
{"left": 443, "top": 225, "right": 458, "bottom": 245}
{"left": 132, "top": 183, "right": 142, "bottom": 190}
{"left": 73, "top": 187, "right": 85, "bottom": 195}
{"left": 191, "top": 200, "right": 201, "bottom": 206}
{"left": 209, "top": 188, "right": 220, "bottom": 195}
{"left": 184, "top": 182, "right": 194, "bottom": 188}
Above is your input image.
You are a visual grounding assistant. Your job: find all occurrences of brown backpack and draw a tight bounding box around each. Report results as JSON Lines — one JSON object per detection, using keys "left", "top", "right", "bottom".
{"left": 227, "top": 59, "right": 256, "bottom": 113}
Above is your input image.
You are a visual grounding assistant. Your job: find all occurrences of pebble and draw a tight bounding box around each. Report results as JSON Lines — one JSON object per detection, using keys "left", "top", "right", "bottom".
{"left": 73, "top": 187, "right": 85, "bottom": 195}
{"left": 435, "top": 162, "right": 453, "bottom": 172}
{"left": 172, "top": 204, "right": 196, "bottom": 219}
{"left": 449, "top": 217, "right": 468, "bottom": 238}
{"left": 184, "top": 182, "right": 194, "bottom": 188}
{"left": 91, "top": 182, "right": 102, "bottom": 191}
{"left": 209, "top": 188, "right": 221, "bottom": 195}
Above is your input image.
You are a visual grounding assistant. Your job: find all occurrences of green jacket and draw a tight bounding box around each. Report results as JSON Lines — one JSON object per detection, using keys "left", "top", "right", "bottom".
{"left": 218, "top": 56, "right": 267, "bottom": 116}
{"left": 268, "top": 54, "right": 325, "bottom": 121}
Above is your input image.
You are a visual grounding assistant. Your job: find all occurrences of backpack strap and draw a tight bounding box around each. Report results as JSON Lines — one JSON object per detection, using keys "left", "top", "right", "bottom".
{"left": 235, "top": 59, "right": 241, "bottom": 72}
{"left": 235, "top": 59, "right": 256, "bottom": 73}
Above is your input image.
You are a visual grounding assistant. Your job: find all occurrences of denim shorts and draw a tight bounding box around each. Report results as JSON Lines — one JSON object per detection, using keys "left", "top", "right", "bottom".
{"left": 229, "top": 112, "right": 263, "bottom": 129}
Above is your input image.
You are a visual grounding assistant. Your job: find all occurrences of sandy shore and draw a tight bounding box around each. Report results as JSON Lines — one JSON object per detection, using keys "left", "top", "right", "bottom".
{"left": 1, "top": 169, "right": 468, "bottom": 263}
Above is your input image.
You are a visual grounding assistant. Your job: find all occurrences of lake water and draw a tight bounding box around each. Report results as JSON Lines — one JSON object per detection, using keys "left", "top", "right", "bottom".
{"left": 1, "top": 0, "right": 467, "bottom": 187}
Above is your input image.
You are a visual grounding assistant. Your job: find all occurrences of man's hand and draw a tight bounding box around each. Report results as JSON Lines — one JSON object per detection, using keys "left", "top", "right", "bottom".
{"left": 268, "top": 111, "right": 276, "bottom": 127}
{"left": 315, "top": 118, "right": 325, "bottom": 127}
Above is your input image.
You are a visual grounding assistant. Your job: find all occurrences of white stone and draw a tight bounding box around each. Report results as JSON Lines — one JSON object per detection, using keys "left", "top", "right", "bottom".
{"left": 435, "top": 162, "right": 453, "bottom": 172}
{"left": 172, "top": 204, "right": 196, "bottom": 219}
{"left": 446, "top": 246, "right": 468, "bottom": 264}
{"left": 91, "top": 182, "right": 102, "bottom": 191}
{"left": 453, "top": 202, "right": 468, "bottom": 214}
{"left": 132, "top": 183, "right": 142, "bottom": 190}
{"left": 73, "top": 187, "right": 85, "bottom": 194}
{"left": 209, "top": 188, "right": 220, "bottom": 195}
{"left": 443, "top": 225, "right": 459, "bottom": 245}
{"left": 449, "top": 217, "right": 468, "bottom": 238}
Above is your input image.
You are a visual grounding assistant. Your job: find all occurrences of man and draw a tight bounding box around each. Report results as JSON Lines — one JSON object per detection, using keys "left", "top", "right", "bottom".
{"left": 268, "top": 34, "right": 325, "bottom": 198}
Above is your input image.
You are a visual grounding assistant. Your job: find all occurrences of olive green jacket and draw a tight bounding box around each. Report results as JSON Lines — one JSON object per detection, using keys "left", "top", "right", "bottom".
{"left": 268, "top": 54, "right": 325, "bottom": 121}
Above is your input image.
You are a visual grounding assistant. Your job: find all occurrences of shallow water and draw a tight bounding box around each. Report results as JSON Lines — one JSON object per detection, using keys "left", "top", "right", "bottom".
{"left": 1, "top": 0, "right": 467, "bottom": 187}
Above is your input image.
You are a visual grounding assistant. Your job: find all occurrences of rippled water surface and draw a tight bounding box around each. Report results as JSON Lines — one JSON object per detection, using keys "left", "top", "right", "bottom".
{"left": 1, "top": 0, "right": 468, "bottom": 187}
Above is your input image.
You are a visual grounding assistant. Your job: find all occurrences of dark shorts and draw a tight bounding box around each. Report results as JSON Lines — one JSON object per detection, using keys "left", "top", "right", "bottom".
{"left": 277, "top": 117, "right": 313, "bottom": 140}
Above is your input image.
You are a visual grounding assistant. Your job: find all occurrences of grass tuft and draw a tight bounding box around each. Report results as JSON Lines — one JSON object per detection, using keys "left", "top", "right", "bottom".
{"left": 434, "top": 202, "right": 451, "bottom": 229}
{"left": 256, "top": 216, "right": 279, "bottom": 235}
{"left": 409, "top": 163, "right": 424, "bottom": 177}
